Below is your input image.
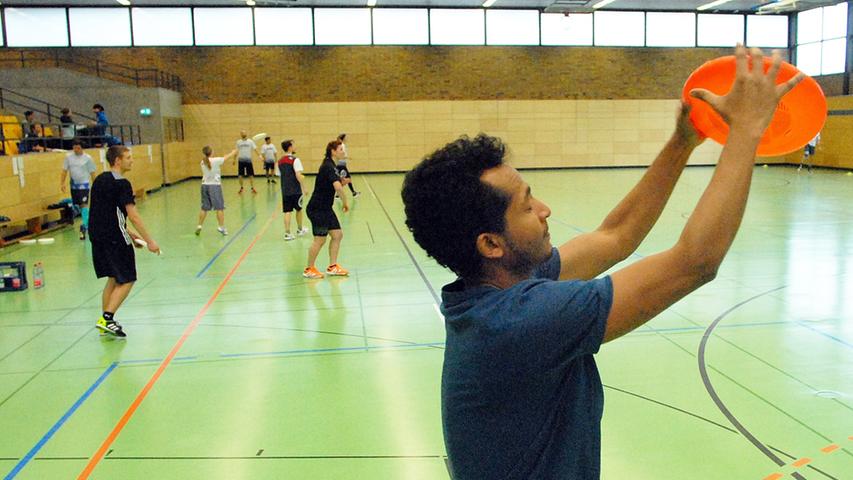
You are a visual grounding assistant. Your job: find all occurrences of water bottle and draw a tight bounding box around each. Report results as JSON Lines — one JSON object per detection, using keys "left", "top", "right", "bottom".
{"left": 33, "top": 262, "right": 44, "bottom": 289}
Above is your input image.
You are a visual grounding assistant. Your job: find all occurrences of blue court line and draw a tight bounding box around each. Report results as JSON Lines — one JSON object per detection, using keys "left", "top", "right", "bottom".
{"left": 118, "top": 356, "right": 197, "bottom": 365}
{"left": 795, "top": 321, "right": 853, "bottom": 350}
{"left": 3, "top": 362, "right": 118, "bottom": 480}
{"left": 195, "top": 214, "right": 257, "bottom": 279}
{"left": 219, "top": 342, "right": 446, "bottom": 359}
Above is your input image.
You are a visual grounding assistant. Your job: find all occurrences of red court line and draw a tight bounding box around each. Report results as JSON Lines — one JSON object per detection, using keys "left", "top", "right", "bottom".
{"left": 77, "top": 213, "right": 277, "bottom": 479}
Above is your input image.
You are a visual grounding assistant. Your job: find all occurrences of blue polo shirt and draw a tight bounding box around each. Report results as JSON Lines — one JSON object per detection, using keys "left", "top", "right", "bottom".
{"left": 440, "top": 248, "right": 613, "bottom": 479}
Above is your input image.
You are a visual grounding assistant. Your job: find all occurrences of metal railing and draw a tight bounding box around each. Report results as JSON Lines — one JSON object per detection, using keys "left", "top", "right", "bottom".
{"left": 1, "top": 121, "right": 142, "bottom": 156}
{"left": 0, "top": 87, "right": 97, "bottom": 124}
{"left": 0, "top": 50, "right": 183, "bottom": 92}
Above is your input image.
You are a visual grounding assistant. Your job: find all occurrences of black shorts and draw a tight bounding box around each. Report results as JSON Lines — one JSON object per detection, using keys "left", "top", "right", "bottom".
{"left": 92, "top": 241, "right": 137, "bottom": 284}
{"left": 264, "top": 161, "right": 275, "bottom": 172}
{"left": 307, "top": 208, "right": 340, "bottom": 237}
{"left": 238, "top": 162, "right": 255, "bottom": 177}
{"left": 282, "top": 194, "right": 303, "bottom": 213}
{"left": 71, "top": 188, "right": 90, "bottom": 206}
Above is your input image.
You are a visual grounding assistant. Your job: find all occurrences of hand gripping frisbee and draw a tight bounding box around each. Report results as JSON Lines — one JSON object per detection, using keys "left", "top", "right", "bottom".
{"left": 682, "top": 55, "right": 827, "bottom": 157}
{"left": 297, "top": 194, "right": 305, "bottom": 209}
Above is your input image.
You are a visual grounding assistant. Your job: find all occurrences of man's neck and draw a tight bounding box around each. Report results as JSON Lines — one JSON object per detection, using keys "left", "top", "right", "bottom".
{"left": 467, "top": 265, "right": 532, "bottom": 290}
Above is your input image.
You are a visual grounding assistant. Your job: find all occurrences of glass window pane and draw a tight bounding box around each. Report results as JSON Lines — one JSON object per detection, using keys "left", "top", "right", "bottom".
{"left": 821, "top": 37, "right": 846, "bottom": 74}
{"left": 1, "top": 12, "right": 4, "bottom": 46}
{"left": 697, "top": 14, "right": 744, "bottom": 47}
{"left": 314, "top": 8, "right": 372, "bottom": 45}
{"left": 486, "top": 9, "right": 539, "bottom": 46}
{"left": 594, "top": 11, "right": 644, "bottom": 46}
{"left": 373, "top": 8, "right": 428, "bottom": 45}
{"left": 646, "top": 12, "right": 695, "bottom": 47}
{"left": 5, "top": 8, "right": 68, "bottom": 47}
{"left": 132, "top": 8, "right": 193, "bottom": 46}
{"left": 255, "top": 8, "right": 313, "bottom": 45}
{"left": 822, "top": 2, "right": 847, "bottom": 40}
{"left": 194, "top": 8, "right": 254, "bottom": 46}
{"left": 430, "top": 9, "right": 485, "bottom": 45}
{"left": 797, "top": 8, "right": 822, "bottom": 44}
{"left": 541, "top": 13, "right": 592, "bottom": 46}
{"left": 746, "top": 15, "right": 788, "bottom": 47}
{"left": 69, "top": 8, "right": 131, "bottom": 47}
{"left": 796, "top": 42, "right": 822, "bottom": 76}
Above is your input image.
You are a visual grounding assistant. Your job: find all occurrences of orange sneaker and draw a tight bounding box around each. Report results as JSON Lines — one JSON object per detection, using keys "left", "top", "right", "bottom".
{"left": 303, "top": 266, "right": 324, "bottom": 279}
{"left": 326, "top": 264, "right": 349, "bottom": 276}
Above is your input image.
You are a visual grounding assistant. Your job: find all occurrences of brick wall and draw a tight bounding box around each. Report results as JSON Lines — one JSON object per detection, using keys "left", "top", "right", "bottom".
{"left": 10, "top": 46, "right": 740, "bottom": 104}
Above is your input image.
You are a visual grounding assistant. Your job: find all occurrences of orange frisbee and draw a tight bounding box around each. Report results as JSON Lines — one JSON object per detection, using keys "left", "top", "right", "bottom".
{"left": 682, "top": 55, "right": 827, "bottom": 157}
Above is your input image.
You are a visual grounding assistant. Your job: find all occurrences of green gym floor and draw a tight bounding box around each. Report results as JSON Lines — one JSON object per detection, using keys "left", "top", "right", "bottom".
{"left": 1, "top": 167, "right": 851, "bottom": 480}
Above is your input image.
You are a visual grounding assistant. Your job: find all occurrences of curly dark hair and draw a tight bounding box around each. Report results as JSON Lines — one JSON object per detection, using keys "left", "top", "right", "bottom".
{"left": 402, "top": 134, "right": 510, "bottom": 279}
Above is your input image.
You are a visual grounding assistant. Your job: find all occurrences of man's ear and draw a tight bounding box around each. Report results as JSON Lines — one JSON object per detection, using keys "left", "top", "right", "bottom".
{"left": 476, "top": 233, "right": 505, "bottom": 260}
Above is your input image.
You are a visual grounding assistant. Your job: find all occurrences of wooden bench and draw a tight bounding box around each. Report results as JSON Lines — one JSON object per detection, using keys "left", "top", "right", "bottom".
{"left": 0, "top": 209, "right": 71, "bottom": 248}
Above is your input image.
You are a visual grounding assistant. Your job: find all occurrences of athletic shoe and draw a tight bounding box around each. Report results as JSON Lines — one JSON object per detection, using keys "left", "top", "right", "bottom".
{"left": 96, "top": 316, "right": 126, "bottom": 337}
{"left": 296, "top": 227, "right": 309, "bottom": 236}
{"left": 251, "top": 188, "right": 258, "bottom": 194}
{"left": 326, "top": 264, "right": 349, "bottom": 276}
{"left": 270, "top": 178, "right": 277, "bottom": 184}
{"left": 303, "top": 266, "right": 324, "bottom": 279}
{"left": 217, "top": 226, "right": 228, "bottom": 236}
{"left": 79, "top": 228, "right": 86, "bottom": 240}
{"left": 353, "top": 192, "right": 361, "bottom": 198}
{"left": 238, "top": 187, "right": 244, "bottom": 194}
{"left": 284, "top": 233, "right": 295, "bottom": 241}
{"left": 194, "top": 225, "right": 202, "bottom": 236}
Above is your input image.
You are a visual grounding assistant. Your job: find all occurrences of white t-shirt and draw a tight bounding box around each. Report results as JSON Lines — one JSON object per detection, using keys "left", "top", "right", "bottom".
{"left": 63, "top": 152, "right": 96, "bottom": 186}
{"left": 260, "top": 144, "right": 277, "bottom": 162}
{"left": 201, "top": 157, "right": 225, "bottom": 185}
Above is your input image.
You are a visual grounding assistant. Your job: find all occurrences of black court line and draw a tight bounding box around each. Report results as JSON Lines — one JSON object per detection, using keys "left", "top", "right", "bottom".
{"left": 697, "top": 285, "right": 811, "bottom": 480}
{"left": 604, "top": 384, "right": 840, "bottom": 480}
{"left": 363, "top": 176, "right": 441, "bottom": 305}
{"left": 365, "top": 221, "right": 375, "bottom": 244}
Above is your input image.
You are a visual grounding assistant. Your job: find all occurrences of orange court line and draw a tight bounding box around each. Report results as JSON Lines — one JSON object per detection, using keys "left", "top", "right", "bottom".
{"left": 820, "top": 444, "right": 839, "bottom": 453}
{"left": 791, "top": 458, "right": 811, "bottom": 467}
{"left": 77, "top": 213, "right": 277, "bottom": 480}
{"left": 762, "top": 473, "right": 784, "bottom": 480}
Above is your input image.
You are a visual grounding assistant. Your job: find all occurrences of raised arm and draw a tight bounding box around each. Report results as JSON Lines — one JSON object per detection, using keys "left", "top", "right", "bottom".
{"left": 602, "top": 46, "right": 804, "bottom": 343}
{"left": 558, "top": 102, "right": 703, "bottom": 281}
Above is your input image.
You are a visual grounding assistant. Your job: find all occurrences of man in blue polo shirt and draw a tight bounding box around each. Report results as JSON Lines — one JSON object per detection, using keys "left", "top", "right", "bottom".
{"left": 401, "top": 46, "right": 803, "bottom": 479}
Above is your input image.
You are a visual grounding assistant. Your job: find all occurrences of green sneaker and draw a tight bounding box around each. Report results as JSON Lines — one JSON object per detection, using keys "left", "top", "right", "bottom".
{"left": 96, "top": 316, "right": 126, "bottom": 337}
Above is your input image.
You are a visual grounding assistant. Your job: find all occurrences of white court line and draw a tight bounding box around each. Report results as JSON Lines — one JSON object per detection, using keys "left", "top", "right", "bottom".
{"left": 433, "top": 303, "right": 444, "bottom": 322}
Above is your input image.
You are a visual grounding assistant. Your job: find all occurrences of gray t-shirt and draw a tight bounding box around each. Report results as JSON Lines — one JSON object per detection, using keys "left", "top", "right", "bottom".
{"left": 236, "top": 139, "right": 256, "bottom": 162}
{"left": 63, "top": 152, "right": 97, "bottom": 187}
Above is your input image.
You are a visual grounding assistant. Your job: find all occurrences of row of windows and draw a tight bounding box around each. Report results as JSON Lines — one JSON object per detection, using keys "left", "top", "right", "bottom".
{"left": 795, "top": 2, "right": 848, "bottom": 76}
{"left": 0, "top": 7, "right": 793, "bottom": 48}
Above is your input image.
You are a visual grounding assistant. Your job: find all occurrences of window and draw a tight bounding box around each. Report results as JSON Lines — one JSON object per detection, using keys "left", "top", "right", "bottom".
{"left": 69, "top": 8, "right": 131, "bottom": 47}
{"left": 486, "top": 10, "right": 539, "bottom": 46}
{"left": 594, "top": 11, "right": 644, "bottom": 47}
{"left": 314, "top": 8, "right": 372, "bottom": 45}
{"left": 194, "top": 8, "right": 254, "bottom": 46}
{"left": 430, "top": 9, "right": 485, "bottom": 45}
{"left": 5, "top": 8, "right": 69, "bottom": 47}
{"left": 796, "top": 3, "right": 848, "bottom": 76}
{"left": 646, "top": 12, "right": 695, "bottom": 47}
{"left": 746, "top": 15, "right": 788, "bottom": 48}
{"left": 541, "top": 13, "right": 592, "bottom": 46}
{"left": 254, "top": 8, "right": 313, "bottom": 45}
{"left": 132, "top": 8, "right": 193, "bottom": 46}
{"left": 697, "top": 14, "right": 744, "bottom": 47}
{"left": 373, "top": 8, "right": 429, "bottom": 45}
